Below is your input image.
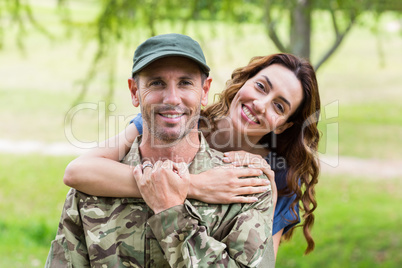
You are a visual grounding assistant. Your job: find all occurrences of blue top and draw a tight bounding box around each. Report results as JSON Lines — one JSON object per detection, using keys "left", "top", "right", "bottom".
{"left": 130, "top": 113, "right": 300, "bottom": 235}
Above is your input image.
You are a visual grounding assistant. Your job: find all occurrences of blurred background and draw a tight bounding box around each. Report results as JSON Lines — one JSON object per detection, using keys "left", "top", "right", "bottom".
{"left": 0, "top": 0, "right": 401, "bottom": 267}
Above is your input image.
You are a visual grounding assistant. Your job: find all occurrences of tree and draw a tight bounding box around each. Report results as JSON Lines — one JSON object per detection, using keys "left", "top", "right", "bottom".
{"left": 263, "top": 0, "right": 402, "bottom": 69}
{"left": 1, "top": 0, "right": 401, "bottom": 105}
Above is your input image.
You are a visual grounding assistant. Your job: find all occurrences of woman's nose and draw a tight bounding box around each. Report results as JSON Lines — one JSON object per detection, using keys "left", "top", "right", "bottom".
{"left": 253, "top": 99, "right": 267, "bottom": 114}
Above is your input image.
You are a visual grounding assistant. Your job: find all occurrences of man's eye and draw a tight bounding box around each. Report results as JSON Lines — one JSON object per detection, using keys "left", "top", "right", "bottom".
{"left": 180, "top": 80, "right": 192, "bottom": 86}
{"left": 150, "top": 81, "right": 163, "bottom": 86}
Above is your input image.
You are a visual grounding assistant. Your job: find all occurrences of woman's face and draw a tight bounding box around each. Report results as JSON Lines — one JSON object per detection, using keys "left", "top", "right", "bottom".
{"left": 228, "top": 63, "right": 304, "bottom": 140}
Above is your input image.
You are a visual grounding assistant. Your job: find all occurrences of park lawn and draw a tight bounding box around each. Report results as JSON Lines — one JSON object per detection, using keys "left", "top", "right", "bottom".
{"left": 0, "top": 153, "right": 401, "bottom": 267}
{"left": 317, "top": 101, "right": 402, "bottom": 160}
{"left": 276, "top": 173, "right": 402, "bottom": 268}
{"left": 0, "top": 154, "right": 73, "bottom": 267}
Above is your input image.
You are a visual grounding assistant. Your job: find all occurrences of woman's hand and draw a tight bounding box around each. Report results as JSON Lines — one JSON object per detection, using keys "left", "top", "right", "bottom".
{"left": 223, "top": 150, "right": 278, "bottom": 207}
{"left": 189, "top": 165, "right": 272, "bottom": 204}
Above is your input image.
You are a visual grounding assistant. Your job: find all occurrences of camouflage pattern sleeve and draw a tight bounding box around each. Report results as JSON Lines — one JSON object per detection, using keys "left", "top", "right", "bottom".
{"left": 148, "top": 190, "right": 274, "bottom": 267}
{"left": 45, "top": 189, "right": 90, "bottom": 267}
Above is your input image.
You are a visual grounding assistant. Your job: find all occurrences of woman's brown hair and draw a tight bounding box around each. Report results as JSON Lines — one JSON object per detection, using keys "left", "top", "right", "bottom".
{"left": 202, "top": 53, "right": 320, "bottom": 254}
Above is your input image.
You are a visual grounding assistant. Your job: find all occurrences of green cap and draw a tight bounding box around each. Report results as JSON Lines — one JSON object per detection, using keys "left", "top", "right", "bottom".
{"left": 132, "top": 33, "right": 210, "bottom": 76}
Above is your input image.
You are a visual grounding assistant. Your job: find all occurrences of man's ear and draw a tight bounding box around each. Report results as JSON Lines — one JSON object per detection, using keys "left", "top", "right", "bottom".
{"left": 274, "top": 122, "right": 294, "bottom": 135}
{"left": 128, "top": 78, "right": 140, "bottom": 107}
{"left": 201, "top": 77, "right": 212, "bottom": 106}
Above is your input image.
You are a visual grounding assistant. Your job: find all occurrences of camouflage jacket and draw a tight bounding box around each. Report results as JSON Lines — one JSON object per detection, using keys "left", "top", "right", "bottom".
{"left": 46, "top": 134, "right": 275, "bottom": 267}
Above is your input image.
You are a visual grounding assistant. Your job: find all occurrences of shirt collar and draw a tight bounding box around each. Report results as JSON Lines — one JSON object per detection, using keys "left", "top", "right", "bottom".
{"left": 122, "top": 131, "right": 217, "bottom": 174}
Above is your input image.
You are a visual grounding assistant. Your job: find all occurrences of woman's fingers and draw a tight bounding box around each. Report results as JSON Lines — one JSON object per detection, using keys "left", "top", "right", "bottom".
{"left": 224, "top": 166, "right": 264, "bottom": 178}
{"left": 257, "top": 165, "right": 278, "bottom": 206}
{"left": 237, "top": 177, "right": 270, "bottom": 187}
{"left": 220, "top": 167, "right": 272, "bottom": 198}
{"left": 188, "top": 162, "right": 274, "bottom": 204}
{"left": 223, "top": 151, "right": 264, "bottom": 166}
{"left": 235, "top": 186, "right": 270, "bottom": 195}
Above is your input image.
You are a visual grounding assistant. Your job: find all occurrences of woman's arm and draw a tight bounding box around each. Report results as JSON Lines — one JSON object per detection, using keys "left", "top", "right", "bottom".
{"left": 273, "top": 228, "right": 283, "bottom": 258}
{"left": 63, "top": 123, "right": 142, "bottom": 197}
{"left": 64, "top": 125, "right": 272, "bottom": 201}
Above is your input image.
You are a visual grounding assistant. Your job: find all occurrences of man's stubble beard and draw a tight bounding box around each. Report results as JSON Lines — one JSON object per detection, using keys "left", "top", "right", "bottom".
{"left": 142, "top": 103, "right": 202, "bottom": 144}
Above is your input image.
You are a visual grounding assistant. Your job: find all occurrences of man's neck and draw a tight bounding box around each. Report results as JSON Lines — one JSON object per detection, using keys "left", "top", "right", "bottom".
{"left": 139, "top": 131, "right": 200, "bottom": 164}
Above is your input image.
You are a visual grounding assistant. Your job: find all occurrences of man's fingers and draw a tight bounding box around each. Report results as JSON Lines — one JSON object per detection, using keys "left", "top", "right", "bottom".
{"left": 141, "top": 160, "right": 154, "bottom": 178}
{"left": 153, "top": 160, "right": 163, "bottom": 169}
{"left": 160, "top": 160, "right": 182, "bottom": 175}
{"left": 161, "top": 160, "right": 173, "bottom": 170}
{"left": 133, "top": 164, "right": 143, "bottom": 181}
{"left": 172, "top": 162, "right": 190, "bottom": 179}
{"left": 142, "top": 161, "right": 153, "bottom": 170}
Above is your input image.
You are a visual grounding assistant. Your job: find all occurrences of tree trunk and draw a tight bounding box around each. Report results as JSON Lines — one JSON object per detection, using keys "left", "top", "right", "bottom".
{"left": 290, "top": 0, "right": 312, "bottom": 59}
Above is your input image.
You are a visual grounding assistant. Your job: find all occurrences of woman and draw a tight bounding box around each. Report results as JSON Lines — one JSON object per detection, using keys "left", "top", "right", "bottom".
{"left": 64, "top": 53, "right": 320, "bottom": 257}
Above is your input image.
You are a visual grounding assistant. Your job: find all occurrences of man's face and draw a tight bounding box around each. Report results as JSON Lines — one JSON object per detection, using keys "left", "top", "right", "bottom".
{"left": 129, "top": 56, "right": 211, "bottom": 143}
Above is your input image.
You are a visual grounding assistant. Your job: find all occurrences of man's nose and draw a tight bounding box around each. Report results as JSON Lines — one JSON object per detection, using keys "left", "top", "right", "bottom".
{"left": 163, "top": 84, "right": 181, "bottom": 106}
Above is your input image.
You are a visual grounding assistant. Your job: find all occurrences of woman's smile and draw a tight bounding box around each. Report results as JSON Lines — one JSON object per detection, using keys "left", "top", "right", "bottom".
{"left": 241, "top": 104, "right": 259, "bottom": 124}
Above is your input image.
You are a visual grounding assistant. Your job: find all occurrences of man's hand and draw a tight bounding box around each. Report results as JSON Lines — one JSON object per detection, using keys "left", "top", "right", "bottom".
{"left": 133, "top": 160, "right": 190, "bottom": 214}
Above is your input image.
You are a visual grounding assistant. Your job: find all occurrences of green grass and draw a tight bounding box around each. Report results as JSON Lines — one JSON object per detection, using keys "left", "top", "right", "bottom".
{"left": 318, "top": 102, "right": 402, "bottom": 159}
{"left": 0, "top": 154, "right": 73, "bottom": 267}
{"left": 0, "top": 154, "right": 401, "bottom": 267}
{"left": 276, "top": 173, "right": 402, "bottom": 267}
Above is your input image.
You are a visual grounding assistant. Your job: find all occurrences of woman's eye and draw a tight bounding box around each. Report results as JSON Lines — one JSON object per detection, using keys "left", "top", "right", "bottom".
{"left": 256, "top": 82, "right": 265, "bottom": 91}
{"left": 275, "top": 103, "right": 285, "bottom": 114}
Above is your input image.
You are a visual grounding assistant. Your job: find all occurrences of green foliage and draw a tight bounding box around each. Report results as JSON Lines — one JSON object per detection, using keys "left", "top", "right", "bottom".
{"left": 1, "top": 0, "right": 401, "bottom": 107}
{"left": 0, "top": 0, "right": 53, "bottom": 51}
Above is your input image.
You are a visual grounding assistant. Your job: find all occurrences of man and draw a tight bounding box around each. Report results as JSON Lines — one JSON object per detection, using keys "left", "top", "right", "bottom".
{"left": 46, "top": 33, "right": 275, "bottom": 267}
